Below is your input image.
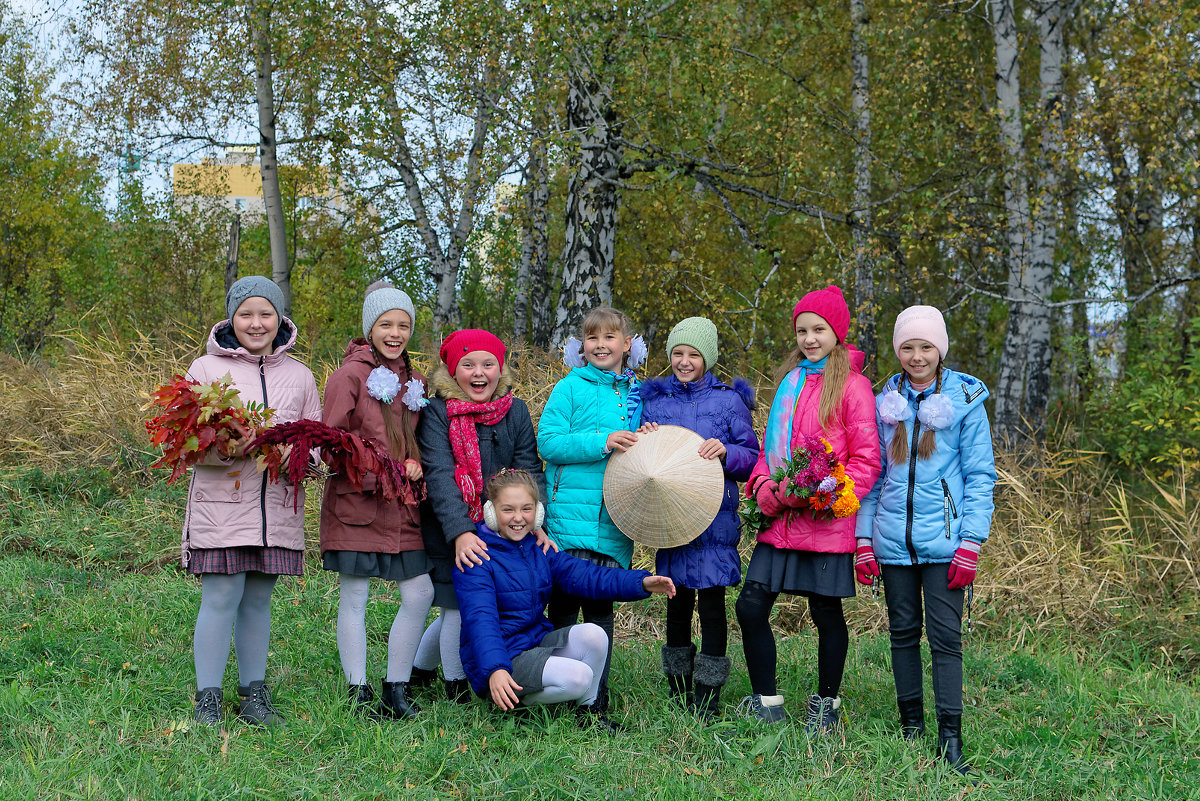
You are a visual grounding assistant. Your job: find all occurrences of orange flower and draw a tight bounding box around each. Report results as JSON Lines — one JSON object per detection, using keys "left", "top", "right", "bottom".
{"left": 832, "top": 491, "right": 860, "bottom": 517}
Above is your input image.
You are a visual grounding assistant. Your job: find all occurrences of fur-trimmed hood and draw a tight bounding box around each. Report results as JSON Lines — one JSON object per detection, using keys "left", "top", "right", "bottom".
{"left": 640, "top": 372, "right": 756, "bottom": 412}
{"left": 427, "top": 362, "right": 515, "bottom": 402}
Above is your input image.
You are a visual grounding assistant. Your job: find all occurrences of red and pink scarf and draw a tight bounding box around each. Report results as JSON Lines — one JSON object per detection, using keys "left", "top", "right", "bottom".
{"left": 445, "top": 393, "right": 514, "bottom": 521}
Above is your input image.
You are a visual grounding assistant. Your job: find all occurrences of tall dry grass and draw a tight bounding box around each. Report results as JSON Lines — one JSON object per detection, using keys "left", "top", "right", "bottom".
{"left": 2, "top": 334, "right": 1197, "bottom": 663}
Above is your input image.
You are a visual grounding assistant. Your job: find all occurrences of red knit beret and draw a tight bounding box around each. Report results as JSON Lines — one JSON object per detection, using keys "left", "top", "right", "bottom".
{"left": 439, "top": 329, "right": 506, "bottom": 375}
{"left": 792, "top": 285, "right": 850, "bottom": 343}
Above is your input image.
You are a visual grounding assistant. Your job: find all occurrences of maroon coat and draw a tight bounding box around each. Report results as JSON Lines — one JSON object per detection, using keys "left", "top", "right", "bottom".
{"left": 319, "top": 341, "right": 426, "bottom": 555}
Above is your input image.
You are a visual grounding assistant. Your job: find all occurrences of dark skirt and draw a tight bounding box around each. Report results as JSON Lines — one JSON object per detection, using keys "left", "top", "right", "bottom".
{"left": 744, "top": 543, "right": 855, "bottom": 598}
{"left": 187, "top": 546, "right": 303, "bottom": 576}
{"left": 509, "top": 625, "right": 575, "bottom": 701}
{"left": 563, "top": 548, "right": 622, "bottom": 570}
{"left": 322, "top": 549, "right": 433, "bottom": 582}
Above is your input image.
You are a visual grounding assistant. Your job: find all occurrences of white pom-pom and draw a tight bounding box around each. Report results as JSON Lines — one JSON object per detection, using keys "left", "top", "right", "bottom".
{"left": 562, "top": 337, "right": 586, "bottom": 368}
{"left": 877, "top": 390, "right": 912, "bottom": 426}
{"left": 401, "top": 378, "right": 428, "bottom": 411}
{"left": 917, "top": 393, "right": 956, "bottom": 431}
{"left": 628, "top": 335, "right": 648, "bottom": 369}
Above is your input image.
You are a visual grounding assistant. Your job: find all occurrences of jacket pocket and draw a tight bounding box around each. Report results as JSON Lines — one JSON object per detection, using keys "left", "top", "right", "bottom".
{"left": 551, "top": 465, "right": 564, "bottom": 501}
{"left": 331, "top": 480, "right": 378, "bottom": 526}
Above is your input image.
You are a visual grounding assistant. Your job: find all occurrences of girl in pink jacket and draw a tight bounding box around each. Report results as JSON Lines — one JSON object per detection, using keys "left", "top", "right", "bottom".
{"left": 734, "top": 285, "right": 880, "bottom": 731}
{"left": 184, "top": 276, "right": 321, "bottom": 729}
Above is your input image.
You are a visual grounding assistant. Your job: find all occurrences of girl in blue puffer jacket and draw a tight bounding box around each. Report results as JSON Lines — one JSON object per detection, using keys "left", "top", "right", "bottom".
{"left": 854, "top": 306, "right": 997, "bottom": 774}
{"left": 638, "top": 317, "right": 759, "bottom": 719}
{"left": 539, "top": 306, "right": 645, "bottom": 713}
{"left": 454, "top": 470, "right": 675, "bottom": 732}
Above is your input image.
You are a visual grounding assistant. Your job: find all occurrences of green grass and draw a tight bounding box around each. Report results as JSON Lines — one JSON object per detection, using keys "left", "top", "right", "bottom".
{"left": 2, "top": 467, "right": 1199, "bottom": 799}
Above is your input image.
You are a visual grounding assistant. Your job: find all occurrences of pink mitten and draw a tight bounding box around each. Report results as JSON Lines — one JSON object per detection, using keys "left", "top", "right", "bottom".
{"left": 854, "top": 542, "right": 880, "bottom": 586}
{"left": 755, "top": 479, "right": 786, "bottom": 517}
{"left": 946, "top": 546, "right": 979, "bottom": 590}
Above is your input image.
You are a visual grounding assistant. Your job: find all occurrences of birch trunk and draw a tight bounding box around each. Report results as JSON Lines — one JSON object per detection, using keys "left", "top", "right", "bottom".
{"left": 251, "top": 4, "right": 291, "bottom": 316}
{"left": 224, "top": 213, "right": 242, "bottom": 297}
{"left": 516, "top": 130, "right": 551, "bottom": 346}
{"left": 989, "top": 0, "right": 1035, "bottom": 442}
{"left": 551, "top": 63, "right": 621, "bottom": 346}
{"left": 849, "top": 0, "right": 876, "bottom": 372}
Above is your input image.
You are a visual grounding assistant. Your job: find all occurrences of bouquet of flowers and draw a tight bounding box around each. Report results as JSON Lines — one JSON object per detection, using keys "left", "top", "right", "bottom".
{"left": 739, "top": 435, "right": 860, "bottom": 534}
{"left": 144, "top": 375, "right": 274, "bottom": 483}
{"left": 247, "top": 420, "right": 424, "bottom": 511}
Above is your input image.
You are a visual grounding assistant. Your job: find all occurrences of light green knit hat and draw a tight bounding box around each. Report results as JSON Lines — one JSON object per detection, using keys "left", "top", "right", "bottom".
{"left": 665, "top": 317, "right": 718, "bottom": 372}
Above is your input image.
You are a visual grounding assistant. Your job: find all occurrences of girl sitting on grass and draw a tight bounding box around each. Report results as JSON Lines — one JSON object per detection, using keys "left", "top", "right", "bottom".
{"left": 453, "top": 469, "right": 676, "bottom": 732}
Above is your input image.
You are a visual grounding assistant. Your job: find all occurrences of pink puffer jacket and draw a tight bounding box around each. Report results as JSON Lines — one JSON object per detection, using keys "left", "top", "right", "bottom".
{"left": 181, "top": 319, "right": 321, "bottom": 561}
{"left": 747, "top": 368, "right": 881, "bottom": 554}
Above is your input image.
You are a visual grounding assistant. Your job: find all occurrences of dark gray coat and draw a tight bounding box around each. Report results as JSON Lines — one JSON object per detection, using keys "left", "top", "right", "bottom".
{"left": 417, "top": 364, "right": 547, "bottom": 606}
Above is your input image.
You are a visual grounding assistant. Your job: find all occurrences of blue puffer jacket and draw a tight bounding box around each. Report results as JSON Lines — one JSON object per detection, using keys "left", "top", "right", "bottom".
{"left": 452, "top": 523, "right": 651, "bottom": 696}
{"left": 639, "top": 373, "right": 759, "bottom": 588}
{"left": 538, "top": 363, "right": 642, "bottom": 566}
{"left": 855, "top": 369, "right": 997, "bottom": 565}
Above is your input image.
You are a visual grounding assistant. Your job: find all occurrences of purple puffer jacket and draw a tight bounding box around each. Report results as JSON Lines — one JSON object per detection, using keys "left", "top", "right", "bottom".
{"left": 639, "top": 373, "right": 759, "bottom": 588}
{"left": 181, "top": 319, "right": 321, "bottom": 562}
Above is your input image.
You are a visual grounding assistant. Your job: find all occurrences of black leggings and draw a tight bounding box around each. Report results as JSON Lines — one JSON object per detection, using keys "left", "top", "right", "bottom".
{"left": 735, "top": 580, "right": 848, "bottom": 698}
{"left": 665, "top": 586, "right": 728, "bottom": 657}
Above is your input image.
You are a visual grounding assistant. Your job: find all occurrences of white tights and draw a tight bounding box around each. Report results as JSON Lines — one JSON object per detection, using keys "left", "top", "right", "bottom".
{"left": 413, "top": 608, "right": 465, "bottom": 680}
{"left": 522, "top": 623, "right": 608, "bottom": 707}
{"left": 337, "top": 572, "right": 434, "bottom": 685}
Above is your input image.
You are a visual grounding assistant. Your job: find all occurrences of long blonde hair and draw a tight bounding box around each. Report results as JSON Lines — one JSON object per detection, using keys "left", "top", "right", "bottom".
{"left": 774, "top": 342, "right": 851, "bottom": 432}
{"left": 887, "top": 365, "right": 942, "bottom": 464}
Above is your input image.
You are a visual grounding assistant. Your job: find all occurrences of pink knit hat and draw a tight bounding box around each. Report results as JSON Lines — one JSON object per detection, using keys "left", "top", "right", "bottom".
{"left": 892, "top": 305, "right": 949, "bottom": 361}
{"left": 439, "top": 329, "right": 506, "bottom": 375}
{"left": 792, "top": 285, "right": 850, "bottom": 343}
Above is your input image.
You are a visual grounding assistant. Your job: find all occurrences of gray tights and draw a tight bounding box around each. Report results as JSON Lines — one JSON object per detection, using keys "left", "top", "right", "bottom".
{"left": 337, "top": 573, "right": 434, "bottom": 685}
{"left": 193, "top": 571, "right": 279, "bottom": 689}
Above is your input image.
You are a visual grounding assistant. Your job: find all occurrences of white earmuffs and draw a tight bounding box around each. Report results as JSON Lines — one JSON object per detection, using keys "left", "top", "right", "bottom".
{"left": 483, "top": 499, "right": 545, "bottom": 532}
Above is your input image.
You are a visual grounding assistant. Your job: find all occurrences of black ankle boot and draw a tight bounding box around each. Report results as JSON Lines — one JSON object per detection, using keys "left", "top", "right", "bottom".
{"left": 380, "top": 679, "right": 420, "bottom": 720}
{"left": 444, "top": 678, "right": 472, "bottom": 704}
{"left": 194, "top": 687, "right": 224, "bottom": 727}
{"left": 575, "top": 702, "right": 623, "bottom": 734}
{"left": 898, "top": 696, "right": 925, "bottom": 740}
{"left": 237, "top": 681, "right": 286, "bottom": 727}
{"left": 348, "top": 683, "right": 382, "bottom": 720}
{"left": 409, "top": 666, "right": 438, "bottom": 691}
{"left": 662, "top": 644, "right": 695, "bottom": 706}
{"left": 690, "top": 654, "right": 730, "bottom": 722}
{"left": 937, "top": 712, "right": 970, "bottom": 774}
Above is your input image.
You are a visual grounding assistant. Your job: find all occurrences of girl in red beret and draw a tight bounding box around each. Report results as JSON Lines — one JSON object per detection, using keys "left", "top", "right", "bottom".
{"left": 411, "top": 329, "right": 551, "bottom": 702}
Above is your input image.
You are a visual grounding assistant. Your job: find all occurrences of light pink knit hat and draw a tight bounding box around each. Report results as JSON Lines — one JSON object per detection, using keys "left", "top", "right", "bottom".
{"left": 892, "top": 305, "right": 949, "bottom": 361}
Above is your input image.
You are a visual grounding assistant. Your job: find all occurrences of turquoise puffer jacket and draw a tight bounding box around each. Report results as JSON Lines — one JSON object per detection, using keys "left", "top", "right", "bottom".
{"left": 538, "top": 363, "right": 641, "bottom": 567}
{"left": 855, "top": 369, "right": 997, "bottom": 565}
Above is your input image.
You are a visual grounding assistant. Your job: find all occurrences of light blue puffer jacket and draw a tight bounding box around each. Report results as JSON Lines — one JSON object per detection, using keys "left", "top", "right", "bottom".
{"left": 538, "top": 363, "right": 641, "bottom": 567}
{"left": 855, "top": 369, "right": 997, "bottom": 565}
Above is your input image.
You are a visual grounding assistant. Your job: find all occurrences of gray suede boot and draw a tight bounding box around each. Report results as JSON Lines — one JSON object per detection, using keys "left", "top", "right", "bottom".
{"left": 690, "top": 653, "right": 731, "bottom": 722}
{"left": 661, "top": 643, "right": 696, "bottom": 706}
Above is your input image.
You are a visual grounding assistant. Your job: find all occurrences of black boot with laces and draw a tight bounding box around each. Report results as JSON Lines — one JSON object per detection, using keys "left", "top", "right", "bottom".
{"left": 237, "top": 680, "right": 286, "bottom": 727}
{"left": 194, "top": 687, "right": 224, "bottom": 727}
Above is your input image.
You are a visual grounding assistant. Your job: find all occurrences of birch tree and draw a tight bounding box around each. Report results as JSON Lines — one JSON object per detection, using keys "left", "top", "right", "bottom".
{"left": 849, "top": 0, "right": 876, "bottom": 371}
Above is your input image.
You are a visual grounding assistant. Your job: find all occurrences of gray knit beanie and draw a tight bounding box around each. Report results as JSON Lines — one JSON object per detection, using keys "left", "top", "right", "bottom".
{"left": 362, "top": 281, "right": 417, "bottom": 339}
{"left": 666, "top": 316, "right": 719, "bottom": 371}
{"left": 225, "top": 276, "right": 285, "bottom": 320}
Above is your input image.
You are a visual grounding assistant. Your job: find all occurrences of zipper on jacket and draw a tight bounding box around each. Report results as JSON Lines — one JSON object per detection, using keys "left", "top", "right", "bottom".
{"left": 940, "top": 478, "right": 959, "bottom": 529}
{"left": 904, "top": 393, "right": 923, "bottom": 565}
{"left": 552, "top": 465, "right": 564, "bottom": 501}
{"left": 258, "top": 356, "right": 269, "bottom": 547}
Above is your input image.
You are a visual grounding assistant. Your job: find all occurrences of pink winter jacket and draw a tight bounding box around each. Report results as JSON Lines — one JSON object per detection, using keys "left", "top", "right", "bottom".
{"left": 747, "top": 365, "right": 881, "bottom": 555}
{"left": 181, "top": 319, "right": 321, "bottom": 560}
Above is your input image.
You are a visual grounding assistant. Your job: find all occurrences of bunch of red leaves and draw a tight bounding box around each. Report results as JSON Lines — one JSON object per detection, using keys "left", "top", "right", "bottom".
{"left": 248, "top": 419, "right": 424, "bottom": 511}
{"left": 144, "top": 375, "right": 273, "bottom": 483}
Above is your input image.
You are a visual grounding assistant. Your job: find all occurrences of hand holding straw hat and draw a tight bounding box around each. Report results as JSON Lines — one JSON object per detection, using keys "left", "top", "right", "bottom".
{"left": 603, "top": 425, "right": 725, "bottom": 548}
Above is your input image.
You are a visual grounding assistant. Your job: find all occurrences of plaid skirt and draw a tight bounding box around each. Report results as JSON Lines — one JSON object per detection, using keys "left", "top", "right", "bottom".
{"left": 187, "top": 546, "right": 304, "bottom": 576}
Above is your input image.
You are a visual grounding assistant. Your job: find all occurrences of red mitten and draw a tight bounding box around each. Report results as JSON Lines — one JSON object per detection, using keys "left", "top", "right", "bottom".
{"left": 776, "top": 479, "right": 807, "bottom": 508}
{"left": 854, "top": 542, "right": 880, "bottom": 585}
{"left": 946, "top": 545, "right": 979, "bottom": 590}
{"left": 754, "top": 479, "right": 786, "bottom": 517}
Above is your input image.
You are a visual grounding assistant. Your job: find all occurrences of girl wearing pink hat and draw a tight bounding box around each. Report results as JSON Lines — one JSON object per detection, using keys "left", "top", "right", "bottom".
{"left": 854, "top": 306, "right": 996, "bottom": 773}
{"left": 735, "top": 285, "right": 881, "bottom": 732}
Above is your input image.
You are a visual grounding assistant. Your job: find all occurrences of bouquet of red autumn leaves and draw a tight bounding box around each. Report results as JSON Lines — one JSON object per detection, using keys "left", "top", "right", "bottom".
{"left": 144, "top": 375, "right": 422, "bottom": 509}
{"left": 739, "top": 435, "right": 860, "bottom": 535}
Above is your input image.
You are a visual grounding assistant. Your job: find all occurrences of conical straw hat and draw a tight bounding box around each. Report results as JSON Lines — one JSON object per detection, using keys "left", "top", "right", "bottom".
{"left": 603, "top": 425, "right": 725, "bottom": 548}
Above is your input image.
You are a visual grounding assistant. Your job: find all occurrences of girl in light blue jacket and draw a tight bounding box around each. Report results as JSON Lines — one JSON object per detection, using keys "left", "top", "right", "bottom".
{"left": 854, "top": 306, "right": 996, "bottom": 775}
{"left": 538, "top": 306, "right": 645, "bottom": 714}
